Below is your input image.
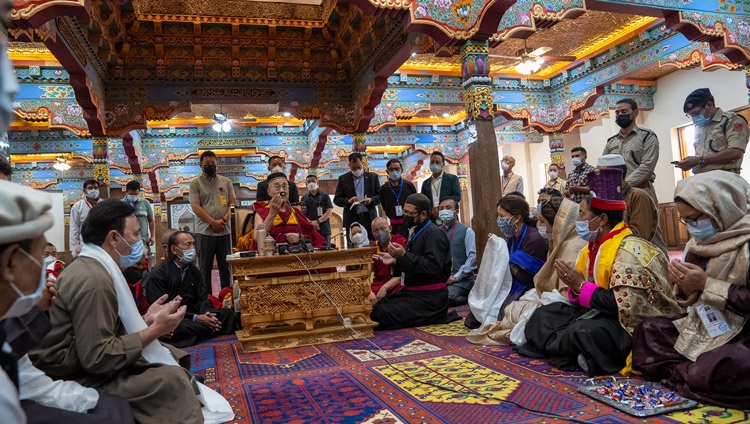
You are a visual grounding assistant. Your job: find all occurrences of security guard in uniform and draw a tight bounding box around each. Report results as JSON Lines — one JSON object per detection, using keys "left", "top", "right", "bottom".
{"left": 603, "top": 98, "right": 659, "bottom": 204}
{"left": 676, "top": 88, "right": 750, "bottom": 174}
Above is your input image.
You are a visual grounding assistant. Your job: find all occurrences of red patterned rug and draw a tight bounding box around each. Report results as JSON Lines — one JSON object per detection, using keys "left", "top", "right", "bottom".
{"left": 183, "top": 316, "right": 749, "bottom": 424}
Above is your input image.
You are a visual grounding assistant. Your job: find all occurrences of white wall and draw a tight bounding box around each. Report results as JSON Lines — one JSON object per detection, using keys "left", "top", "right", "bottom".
{"left": 45, "top": 192, "right": 66, "bottom": 252}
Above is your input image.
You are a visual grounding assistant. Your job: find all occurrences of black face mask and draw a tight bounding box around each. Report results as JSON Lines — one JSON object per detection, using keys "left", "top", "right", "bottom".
{"left": 615, "top": 114, "right": 633, "bottom": 129}
{"left": 405, "top": 214, "right": 421, "bottom": 229}
{"left": 203, "top": 165, "right": 216, "bottom": 176}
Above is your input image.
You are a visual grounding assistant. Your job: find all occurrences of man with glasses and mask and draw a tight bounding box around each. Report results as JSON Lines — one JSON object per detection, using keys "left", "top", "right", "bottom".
{"left": 371, "top": 193, "right": 452, "bottom": 329}
{"left": 31, "top": 200, "right": 234, "bottom": 423}
{"left": 603, "top": 98, "right": 660, "bottom": 204}
{"left": 145, "top": 231, "right": 238, "bottom": 348}
{"left": 420, "top": 151, "right": 461, "bottom": 220}
{"left": 334, "top": 152, "right": 380, "bottom": 247}
{"left": 189, "top": 150, "right": 236, "bottom": 289}
{"left": 379, "top": 159, "right": 416, "bottom": 239}
{"left": 676, "top": 88, "right": 749, "bottom": 174}
{"left": 439, "top": 197, "right": 476, "bottom": 307}
{"left": 69, "top": 179, "right": 102, "bottom": 257}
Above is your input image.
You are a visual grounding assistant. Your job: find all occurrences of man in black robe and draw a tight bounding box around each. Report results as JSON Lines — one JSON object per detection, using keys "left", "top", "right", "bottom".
{"left": 371, "top": 193, "right": 452, "bottom": 330}
{"left": 145, "top": 231, "right": 238, "bottom": 347}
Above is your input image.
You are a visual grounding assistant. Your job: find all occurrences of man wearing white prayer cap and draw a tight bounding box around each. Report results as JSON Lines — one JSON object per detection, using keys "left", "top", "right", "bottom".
{"left": 597, "top": 154, "right": 667, "bottom": 253}
{"left": 31, "top": 199, "right": 234, "bottom": 423}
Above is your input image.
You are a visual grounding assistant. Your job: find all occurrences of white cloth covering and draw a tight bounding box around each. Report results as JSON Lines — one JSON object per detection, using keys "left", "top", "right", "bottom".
{"left": 18, "top": 354, "right": 98, "bottom": 412}
{"left": 467, "top": 235, "right": 513, "bottom": 325}
{"left": 79, "top": 243, "right": 234, "bottom": 423}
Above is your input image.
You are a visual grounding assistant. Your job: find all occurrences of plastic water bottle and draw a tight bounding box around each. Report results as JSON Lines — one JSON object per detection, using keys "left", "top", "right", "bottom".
{"left": 255, "top": 223, "right": 266, "bottom": 255}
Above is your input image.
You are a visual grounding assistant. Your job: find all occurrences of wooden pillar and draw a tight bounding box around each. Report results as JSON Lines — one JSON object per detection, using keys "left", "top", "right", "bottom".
{"left": 352, "top": 132, "right": 368, "bottom": 170}
{"left": 549, "top": 132, "right": 566, "bottom": 178}
{"left": 463, "top": 40, "right": 502, "bottom": 266}
{"left": 92, "top": 137, "right": 111, "bottom": 199}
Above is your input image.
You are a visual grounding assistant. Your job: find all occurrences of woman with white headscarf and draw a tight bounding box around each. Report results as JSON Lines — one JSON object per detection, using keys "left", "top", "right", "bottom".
{"left": 633, "top": 171, "right": 750, "bottom": 409}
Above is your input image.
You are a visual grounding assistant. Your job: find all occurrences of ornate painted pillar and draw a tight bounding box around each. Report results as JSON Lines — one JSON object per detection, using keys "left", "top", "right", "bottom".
{"left": 549, "top": 132, "right": 566, "bottom": 179}
{"left": 352, "top": 132, "right": 368, "bottom": 170}
{"left": 462, "top": 40, "right": 502, "bottom": 265}
{"left": 92, "top": 137, "right": 110, "bottom": 186}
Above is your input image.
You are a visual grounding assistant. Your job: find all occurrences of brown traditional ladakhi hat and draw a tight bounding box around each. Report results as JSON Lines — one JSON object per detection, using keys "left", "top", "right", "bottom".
{"left": 586, "top": 168, "right": 626, "bottom": 211}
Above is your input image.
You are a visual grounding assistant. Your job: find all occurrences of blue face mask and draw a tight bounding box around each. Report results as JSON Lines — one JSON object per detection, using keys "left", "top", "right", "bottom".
{"left": 692, "top": 115, "right": 710, "bottom": 127}
{"left": 497, "top": 217, "right": 516, "bottom": 238}
{"left": 377, "top": 230, "right": 389, "bottom": 244}
{"left": 575, "top": 216, "right": 600, "bottom": 242}
{"left": 178, "top": 247, "right": 196, "bottom": 264}
{"left": 686, "top": 218, "right": 717, "bottom": 244}
{"left": 439, "top": 209, "right": 454, "bottom": 223}
{"left": 429, "top": 164, "right": 442, "bottom": 174}
{"left": 115, "top": 234, "right": 145, "bottom": 268}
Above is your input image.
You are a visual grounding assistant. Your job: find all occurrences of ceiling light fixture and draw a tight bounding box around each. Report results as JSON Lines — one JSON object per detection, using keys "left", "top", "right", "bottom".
{"left": 442, "top": 112, "right": 450, "bottom": 118}
{"left": 283, "top": 112, "right": 291, "bottom": 117}
{"left": 212, "top": 113, "right": 231, "bottom": 133}
{"left": 515, "top": 57, "right": 544, "bottom": 75}
{"left": 53, "top": 156, "right": 71, "bottom": 171}
{"left": 411, "top": 52, "right": 417, "bottom": 57}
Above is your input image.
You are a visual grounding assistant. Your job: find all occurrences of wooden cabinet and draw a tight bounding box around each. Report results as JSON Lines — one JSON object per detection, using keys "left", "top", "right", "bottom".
{"left": 229, "top": 248, "right": 377, "bottom": 352}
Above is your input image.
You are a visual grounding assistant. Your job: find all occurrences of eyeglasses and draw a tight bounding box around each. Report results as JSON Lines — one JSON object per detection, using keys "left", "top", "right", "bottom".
{"left": 403, "top": 210, "right": 419, "bottom": 217}
{"left": 685, "top": 106, "right": 705, "bottom": 118}
{"left": 269, "top": 183, "right": 289, "bottom": 190}
{"left": 679, "top": 215, "right": 704, "bottom": 226}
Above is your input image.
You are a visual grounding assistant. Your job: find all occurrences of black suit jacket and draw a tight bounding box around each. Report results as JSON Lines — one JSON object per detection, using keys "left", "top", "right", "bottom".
{"left": 333, "top": 171, "right": 381, "bottom": 228}
{"left": 256, "top": 179, "right": 299, "bottom": 203}
{"left": 420, "top": 172, "right": 461, "bottom": 206}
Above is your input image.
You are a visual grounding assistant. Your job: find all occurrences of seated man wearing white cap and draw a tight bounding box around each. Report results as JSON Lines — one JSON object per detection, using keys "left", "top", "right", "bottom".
{"left": 31, "top": 200, "right": 234, "bottom": 423}
{"left": 0, "top": 181, "right": 134, "bottom": 423}
{"left": 597, "top": 154, "right": 667, "bottom": 254}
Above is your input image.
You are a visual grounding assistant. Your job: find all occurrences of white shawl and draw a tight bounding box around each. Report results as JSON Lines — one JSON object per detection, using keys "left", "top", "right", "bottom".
{"left": 80, "top": 243, "right": 234, "bottom": 423}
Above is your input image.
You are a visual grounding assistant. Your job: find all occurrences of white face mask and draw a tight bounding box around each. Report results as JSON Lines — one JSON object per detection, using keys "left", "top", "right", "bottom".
{"left": 2, "top": 249, "right": 47, "bottom": 320}
{"left": 86, "top": 189, "right": 100, "bottom": 199}
{"left": 388, "top": 170, "right": 401, "bottom": 181}
{"left": 307, "top": 182, "right": 318, "bottom": 191}
{"left": 572, "top": 157, "right": 583, "bottom": 167}
{"left": 537, "top": 225, "right": 552, "bottom": 240}
{"left": 548, "top": 171, "right": 558, "bottom": 179}
{"left": 501, "top": 162, "right": 510, "bottom": 171}
{"left": 270, "top": 165, "right": 285, "bottom": 174}
{"left": 352, "top": 169, "right": 363, "bottom": 178}
{"left": 351, "top": 232, "right": 368, "bottom": 247}
{"left": 125, "top": 194, "right": 139, "bottom": 203}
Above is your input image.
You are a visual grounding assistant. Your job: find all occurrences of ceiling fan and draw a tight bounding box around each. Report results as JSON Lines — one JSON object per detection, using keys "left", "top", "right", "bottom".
{"left": 489, "top": 40, "right": 576, "bottom": 75}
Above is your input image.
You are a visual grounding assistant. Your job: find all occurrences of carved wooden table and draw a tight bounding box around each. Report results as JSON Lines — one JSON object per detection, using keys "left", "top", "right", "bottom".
{"left": 229, "top": 248, "right": 378, "bottom": 352}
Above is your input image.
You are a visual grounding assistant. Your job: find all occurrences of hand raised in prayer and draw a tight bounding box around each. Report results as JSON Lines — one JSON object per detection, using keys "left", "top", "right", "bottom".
{"left": 144, "top": 294, "right": 182, "bottom": 325}
{"left": 36, "top": 278, "right": 58, "bottom": 311}
{"left": 669, "top": 260, "right": 707, "bottom": 296}
{"left": 151, "top": 299, "right": 186, "bottom": 337}
{"left": 554, "top": 259, "right": 585, "bottom": 293}
{"left": 387, "top": 242, "right": 405, "bottom": 259}
{"left": 197, "top": 313, "right": 222, "bottom": 332}
{"left": 375, "top": 252, "right": 396, "bottom": 265}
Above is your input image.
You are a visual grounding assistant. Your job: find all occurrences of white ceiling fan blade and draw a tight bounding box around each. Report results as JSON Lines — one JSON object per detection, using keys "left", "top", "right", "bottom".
{"left": 488, "top": 54, "right": 519, "bottom": 60}
{"left": 530, "top": 46, "right": 552, "bottom": 57}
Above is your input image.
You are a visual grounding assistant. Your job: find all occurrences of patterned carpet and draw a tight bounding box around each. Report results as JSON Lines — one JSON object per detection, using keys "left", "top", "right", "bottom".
{"left": 183, "top": 313, "right": 750, "bottom": 424}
